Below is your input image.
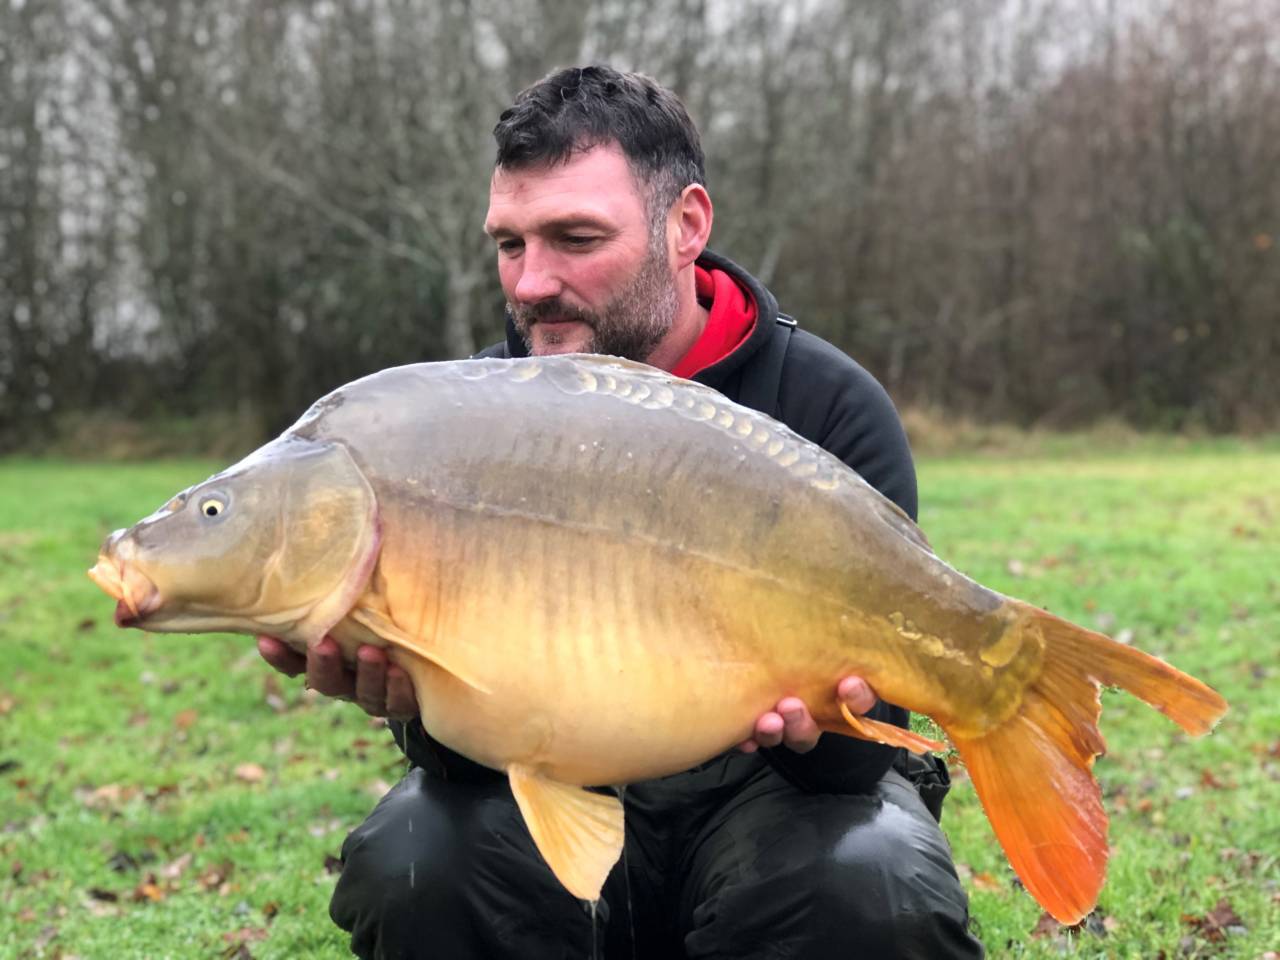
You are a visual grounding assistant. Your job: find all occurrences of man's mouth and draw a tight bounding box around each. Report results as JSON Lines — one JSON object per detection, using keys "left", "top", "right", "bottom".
{"left": 88, "top": 554, "right": 160, "bottom": 628}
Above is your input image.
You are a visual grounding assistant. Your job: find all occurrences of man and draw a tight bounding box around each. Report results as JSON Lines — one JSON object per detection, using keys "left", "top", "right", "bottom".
{"left": 260, "top": 66, "right": 982, "bottom": 959}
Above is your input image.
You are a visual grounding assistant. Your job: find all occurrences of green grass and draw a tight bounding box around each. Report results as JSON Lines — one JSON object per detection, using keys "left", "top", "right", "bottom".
{"left": 2, "top": 446, "right": 1277, "bottom": 958}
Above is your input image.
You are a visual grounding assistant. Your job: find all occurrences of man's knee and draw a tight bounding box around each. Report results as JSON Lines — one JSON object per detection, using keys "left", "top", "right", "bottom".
{"left": 686, "top": 773, "right": 982, "bottom": 958}
{"left": 328, "top": 769, "right": 515, "bottom": 956}
{"left": 812, "top": 774, "right": 981, "bottom": 956}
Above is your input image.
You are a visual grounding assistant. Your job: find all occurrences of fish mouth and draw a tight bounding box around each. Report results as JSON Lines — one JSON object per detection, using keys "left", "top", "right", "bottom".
{"left": 88, "top": 554, "right": 160, "bottom": 628}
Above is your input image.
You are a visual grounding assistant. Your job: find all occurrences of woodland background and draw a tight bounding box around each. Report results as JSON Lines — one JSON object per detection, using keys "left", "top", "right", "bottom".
{"left": 2, "top": 0, "right": 1278, "bottom": 452}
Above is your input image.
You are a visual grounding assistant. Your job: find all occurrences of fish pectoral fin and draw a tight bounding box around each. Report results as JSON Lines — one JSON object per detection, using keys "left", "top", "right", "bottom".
{"left": 507, "top": 764, "right": 625, "bottom": 902}
{"left": 349, "top": 606, "right": 491, "bottom": 695}
{"left": 826, "top": 702, "right": 947, "bottom": 755}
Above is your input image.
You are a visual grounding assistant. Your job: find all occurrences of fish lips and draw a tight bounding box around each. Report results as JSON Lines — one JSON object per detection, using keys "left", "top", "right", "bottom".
{"left": 88, "top": 555, "right": 161, "bottom": 629}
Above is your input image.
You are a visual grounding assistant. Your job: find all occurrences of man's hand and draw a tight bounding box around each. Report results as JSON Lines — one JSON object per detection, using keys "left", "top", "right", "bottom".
{"left": 256, "top": 635, "right": 419, "bottom": 721}
{"left": 737, "top": 676, "right": 876, "bottom": 754}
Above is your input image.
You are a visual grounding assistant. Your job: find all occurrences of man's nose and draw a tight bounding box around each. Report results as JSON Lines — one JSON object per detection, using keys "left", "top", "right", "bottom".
{"left": 511, "top": 246, "right": 563, "bottom": 304}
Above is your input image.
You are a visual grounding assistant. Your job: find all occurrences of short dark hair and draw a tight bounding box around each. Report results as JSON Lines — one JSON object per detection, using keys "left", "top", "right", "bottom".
{"left": 493, "top": 65, "right": 706, "bottom": 223}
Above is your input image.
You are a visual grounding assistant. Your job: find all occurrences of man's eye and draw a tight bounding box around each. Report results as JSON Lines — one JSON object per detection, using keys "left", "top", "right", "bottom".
{"left": 497, "top": 239, "right": 524, "bottom": 255}
{"left": 563, "top": 235, "right": 600, "bottom": 248}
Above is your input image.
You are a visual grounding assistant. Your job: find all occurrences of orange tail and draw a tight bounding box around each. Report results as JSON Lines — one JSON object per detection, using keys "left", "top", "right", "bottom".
{"left": 947, "top": 602, "right": 1227, "bottom": 925}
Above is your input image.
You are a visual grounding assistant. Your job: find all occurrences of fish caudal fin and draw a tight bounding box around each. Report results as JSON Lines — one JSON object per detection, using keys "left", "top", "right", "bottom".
{"left": 949, "top": 602, "right": 1228, "bottom": 925}
{"left": 507, "top": 765, "right": 625, "bottom": 902}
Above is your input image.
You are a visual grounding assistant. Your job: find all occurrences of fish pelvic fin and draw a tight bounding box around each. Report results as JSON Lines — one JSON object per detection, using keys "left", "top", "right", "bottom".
{"left": 821, "top": 702, "right": 946, "bottom": 754}
{"left": 349, "top": 606, "right": 492, "bottom": 695}
{"left": 507, "top": 765, "right": 624, "bottom": 902}
{"left": 949, "top": 601, "right": 1228, "bottom": 926}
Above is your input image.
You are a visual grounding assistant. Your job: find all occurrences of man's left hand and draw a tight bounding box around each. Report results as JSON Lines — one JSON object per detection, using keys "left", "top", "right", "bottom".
{"left": 737, "top": 676, "right": 876, "bottom": 754}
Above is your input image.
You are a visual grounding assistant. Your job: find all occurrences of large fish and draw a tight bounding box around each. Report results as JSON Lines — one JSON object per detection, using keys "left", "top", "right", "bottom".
{"left": 88, "top": 355, "right": 1226, "bottom": 923}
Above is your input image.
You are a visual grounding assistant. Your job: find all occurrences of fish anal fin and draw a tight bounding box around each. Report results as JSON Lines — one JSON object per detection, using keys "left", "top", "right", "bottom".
{"left": 349, "top": 606, "right": 491, "bottom": 695}
{"left": 507, "top": 765, "right": 624, "bottom": 902}
{"left": 823, "top": 702, "right": 946, "bottom": 754}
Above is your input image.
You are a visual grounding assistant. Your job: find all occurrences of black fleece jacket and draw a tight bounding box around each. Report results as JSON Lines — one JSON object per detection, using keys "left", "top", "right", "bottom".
{"left": 394, "top": 248, "right": 917, "bottom": 795}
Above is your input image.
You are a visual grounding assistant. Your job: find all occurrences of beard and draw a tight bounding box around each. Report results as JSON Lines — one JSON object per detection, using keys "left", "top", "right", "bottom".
{"left": 508, "top": 241, "right": 680, "bottom": 363}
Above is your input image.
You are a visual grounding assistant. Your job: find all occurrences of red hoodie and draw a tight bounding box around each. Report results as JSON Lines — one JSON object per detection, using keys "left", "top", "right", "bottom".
{"left": 670, "top": 264, "right": 758, "bottom": 379}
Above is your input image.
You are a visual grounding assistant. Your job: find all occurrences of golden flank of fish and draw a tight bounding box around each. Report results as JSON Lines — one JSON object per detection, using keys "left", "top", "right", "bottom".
{"left": 88, "top": 355, "right": 1227, "bottom": 923}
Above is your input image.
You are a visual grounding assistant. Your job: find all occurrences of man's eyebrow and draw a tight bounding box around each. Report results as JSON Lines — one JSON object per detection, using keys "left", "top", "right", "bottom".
{"left": 484, "top": 214, "right": 615, "bottom": 238}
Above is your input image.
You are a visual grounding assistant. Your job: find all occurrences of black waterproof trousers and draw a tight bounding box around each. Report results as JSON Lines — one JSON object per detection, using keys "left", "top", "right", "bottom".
{"left": 329, "top": 751, "right": 983, "bottom": 959}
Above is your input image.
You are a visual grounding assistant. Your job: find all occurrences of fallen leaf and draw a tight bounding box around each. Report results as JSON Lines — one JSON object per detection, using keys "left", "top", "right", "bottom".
{"left": 0, "top": 695, "right": 16, "bottom": 715}
{"left": 160, "top": 852, "right": 193, "bottom": 880}
{"left": 1199, "top": 768, "right": 1227, "bottom": 790}
{"left": 971, "top": 871, "right": 1002, "bottom": 893}
{"left": 1030, "top": 912, "right": 1060, "bottom": 939}
{"left": 261, "top": 901, "right": 279, "bottom": 921}
{"left": 86, "top": 887, "right": 119, "bottom": 902}
{"left": 10, "top": 860, "right": 23, "bottom": 880}
{"left": 235, "top": 763, "right": 266, "bottom": 784}
{"left": 199, "top": 862, "right": 235, "bottom": 891}
{"left": 174, "top": 709, "right": 199, "bottom": 730}
{"left": 132, "top": 878, "right": 165, "bottom": 903}
{"left": 81, "top": 784, "right": 139, "bottom": 809}
{"left": 1181, "top": 897, "right": 1245, "bottom": 943}
{"left": 76, "top": 618, "right": 95, "bottom": 632}
{"left": 221, "top": 927, "right": 268, "bottom": 945}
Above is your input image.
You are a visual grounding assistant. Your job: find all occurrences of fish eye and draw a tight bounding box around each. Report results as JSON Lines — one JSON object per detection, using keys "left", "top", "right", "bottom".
{"left": 199, "top": 497, "right": 226, "bottom": 519}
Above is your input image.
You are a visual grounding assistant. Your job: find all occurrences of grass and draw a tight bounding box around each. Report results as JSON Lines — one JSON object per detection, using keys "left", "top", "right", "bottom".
{"left": 1, "top": 443, "right": 1277, "bottom": 958}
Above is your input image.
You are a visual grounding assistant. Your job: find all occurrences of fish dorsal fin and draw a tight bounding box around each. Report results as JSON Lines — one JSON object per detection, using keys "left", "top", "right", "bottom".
{"left": 507, "top": 764, "right": 625, "bottom": 902}
{"left": 349, "top": 605, "right": 491, "bottom": 695}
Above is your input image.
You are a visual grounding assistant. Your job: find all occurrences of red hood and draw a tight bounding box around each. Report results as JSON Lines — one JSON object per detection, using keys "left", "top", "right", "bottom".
{"left": 671, "top": 265, "right": 758, "bottom": 379}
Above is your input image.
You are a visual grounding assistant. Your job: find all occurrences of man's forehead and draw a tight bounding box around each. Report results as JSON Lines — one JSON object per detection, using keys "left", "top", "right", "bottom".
{"left": 485, "top": 144, "right": 645, "bottom": 231}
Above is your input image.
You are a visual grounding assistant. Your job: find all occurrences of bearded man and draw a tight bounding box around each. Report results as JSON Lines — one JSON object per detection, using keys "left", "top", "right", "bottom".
{"left": 260, "top": 65, "right": 984, "bottom": 960}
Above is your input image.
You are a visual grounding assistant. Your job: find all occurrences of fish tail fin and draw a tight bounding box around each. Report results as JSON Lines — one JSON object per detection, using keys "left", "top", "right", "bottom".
{"left": 947, "top": 602, "right": 1227, "bottom": 925}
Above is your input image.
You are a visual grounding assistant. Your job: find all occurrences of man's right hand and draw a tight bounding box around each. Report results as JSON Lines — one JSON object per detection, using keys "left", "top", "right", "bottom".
{"left": 256, "top": 635, "right": 419, "bottom": 721}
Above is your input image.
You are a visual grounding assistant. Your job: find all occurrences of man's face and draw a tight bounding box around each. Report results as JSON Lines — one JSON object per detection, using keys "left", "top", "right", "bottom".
{"left": 484, "top": 143, "right": 679, "bottom": 361}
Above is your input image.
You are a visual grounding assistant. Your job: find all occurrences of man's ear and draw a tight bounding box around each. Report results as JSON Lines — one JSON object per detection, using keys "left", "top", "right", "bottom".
{"left": 672, "top": 184, "right": 713, "bottom": 270}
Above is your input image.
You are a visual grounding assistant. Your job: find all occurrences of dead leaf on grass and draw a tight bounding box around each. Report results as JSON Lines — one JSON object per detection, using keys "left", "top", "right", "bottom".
{"left": 80, "top": 783, "right": 139, "bottom": 809}
{"left": 160, "top": 852, "right": 193, "bottom": 880}
{"left": 0, "top": 695, "right": 17, "bottom": 715}
{"left": 132, "top": 877, "right": 165, "bottom": 903}
{"left": 970, "top": 870, "right": 1002, "bottom": 893}
{"left": 198, "top": 861, "right": 235, "bottom": 892}
{"left": 223, "top": 927, "right": 268, "bottom": 944}
{"left": 174, "top": 708, "right": 199, "bottom": 730}
{"left": 234, "top": 763, "right": 266, "bottom": 784}
{"left": 1181, "top": 897, "right": 1245, "bottom": 943}
{"left": 1030, "top": 909, "right": 1110, "bottom": 940}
